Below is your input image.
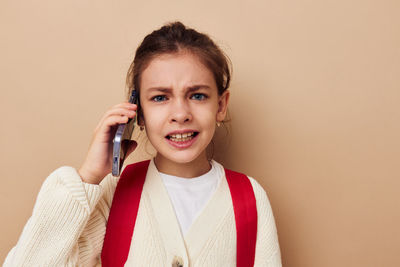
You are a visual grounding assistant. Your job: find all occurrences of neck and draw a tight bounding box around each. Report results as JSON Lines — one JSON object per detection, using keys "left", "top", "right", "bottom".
{"left": 154, "top": 152, "right": 211, "bottom": 178}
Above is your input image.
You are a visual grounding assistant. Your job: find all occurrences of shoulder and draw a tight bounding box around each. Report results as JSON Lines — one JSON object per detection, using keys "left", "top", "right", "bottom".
{"left": 247, "top": 176, "right": 268, "bottom": 198}
{"left": 237, "top": 172, "right": 273, "bottom": 213}
{"left": 212, "top": 160, "right": 273, "bottom": 208}
{"left": 246, "top": 176, "right": 274, "bottom": 213}
{"left": 214, "top": 162, "right": 281, "bottom": 261}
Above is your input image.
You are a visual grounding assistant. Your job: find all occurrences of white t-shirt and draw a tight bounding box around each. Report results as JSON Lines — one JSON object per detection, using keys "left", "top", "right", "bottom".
{"left": 159, "top": 160, "right": 222, "bottom": 237}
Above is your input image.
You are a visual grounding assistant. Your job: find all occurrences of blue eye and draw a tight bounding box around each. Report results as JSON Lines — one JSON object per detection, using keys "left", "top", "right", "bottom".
{"left": 152, "top": 95, "right": 167, "bottom": 102}
{"left": 191, "top": 93, "right": 207, "bottom": 100}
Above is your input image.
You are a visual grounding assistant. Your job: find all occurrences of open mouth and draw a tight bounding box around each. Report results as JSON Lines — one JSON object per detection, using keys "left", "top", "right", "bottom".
{"left": 165, "top": 131, "right": 199, "bottom": 142}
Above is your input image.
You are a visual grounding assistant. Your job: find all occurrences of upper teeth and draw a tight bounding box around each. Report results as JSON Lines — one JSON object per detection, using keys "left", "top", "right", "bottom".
{"left": 169, "top": 132, "right": 195, "bottom": 139}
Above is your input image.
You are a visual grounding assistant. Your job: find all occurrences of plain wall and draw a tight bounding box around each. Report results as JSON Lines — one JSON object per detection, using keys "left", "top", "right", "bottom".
{"left": 1, "top": 0, "right": 399, "bottom": 266}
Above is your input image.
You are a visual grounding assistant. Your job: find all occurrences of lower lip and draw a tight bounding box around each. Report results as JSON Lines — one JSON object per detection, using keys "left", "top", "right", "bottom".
{"left": 165, "top": 134, "right": 198, "bottom": 149}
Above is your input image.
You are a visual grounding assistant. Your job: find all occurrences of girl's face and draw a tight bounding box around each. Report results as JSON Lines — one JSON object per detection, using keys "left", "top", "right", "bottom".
{"left": 139, "top": 52, "right": 229, "bottom": 166}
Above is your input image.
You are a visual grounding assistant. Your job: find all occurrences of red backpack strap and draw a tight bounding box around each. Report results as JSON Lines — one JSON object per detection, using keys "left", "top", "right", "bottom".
{"left": 101, "top": 160, "right": 150, "bottom": 267}
{"left": 225, "top": 168, "right": 258, "bottom": 267}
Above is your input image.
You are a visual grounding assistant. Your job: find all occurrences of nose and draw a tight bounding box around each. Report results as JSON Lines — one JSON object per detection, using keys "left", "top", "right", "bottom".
{"left": 169, "top": 98, "right": 192, "bottom": 124}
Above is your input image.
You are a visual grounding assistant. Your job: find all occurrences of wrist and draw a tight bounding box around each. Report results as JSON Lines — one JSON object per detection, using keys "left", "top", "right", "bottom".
{"left": 78, "top": 168, "right": 101, "bottom": 185}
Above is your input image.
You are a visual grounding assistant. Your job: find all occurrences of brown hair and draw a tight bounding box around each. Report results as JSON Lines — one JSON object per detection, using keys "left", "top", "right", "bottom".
{"left": 125, "top": 21, "right": 232, "bottom": 120}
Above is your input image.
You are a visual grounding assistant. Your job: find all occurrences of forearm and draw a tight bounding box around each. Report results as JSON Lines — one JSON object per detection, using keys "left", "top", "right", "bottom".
{"left": 3, "top": 166, "right": 104, "bottom": 266}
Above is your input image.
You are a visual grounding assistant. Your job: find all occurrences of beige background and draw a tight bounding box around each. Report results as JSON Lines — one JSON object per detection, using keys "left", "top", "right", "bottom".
{"left": 1, "top": 0, "right": 399, "bottom": 266}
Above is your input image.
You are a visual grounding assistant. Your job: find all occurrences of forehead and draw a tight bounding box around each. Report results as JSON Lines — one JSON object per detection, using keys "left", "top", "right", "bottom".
{"left": 140, "top": 52, "right": 216, "bottom": 90}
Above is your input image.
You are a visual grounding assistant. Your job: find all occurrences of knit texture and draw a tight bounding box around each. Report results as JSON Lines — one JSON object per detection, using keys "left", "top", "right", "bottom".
{"left": 3, "top": 160, "right": 281, "bottom": 266}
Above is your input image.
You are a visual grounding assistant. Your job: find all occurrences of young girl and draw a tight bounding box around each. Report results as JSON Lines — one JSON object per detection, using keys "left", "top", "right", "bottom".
{"left": 4, "top": 21, "right": 282, "bottom": 266}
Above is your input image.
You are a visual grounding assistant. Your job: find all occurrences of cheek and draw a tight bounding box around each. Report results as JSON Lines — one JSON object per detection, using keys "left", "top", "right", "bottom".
{"left": 196, "top": 106, "right": 218, "bottom": 129}
{"left": 204, "top": 102, "right": 219, "bottom": 119}
{"left": 141, "top": 106, "right": 167, "bottom": 134}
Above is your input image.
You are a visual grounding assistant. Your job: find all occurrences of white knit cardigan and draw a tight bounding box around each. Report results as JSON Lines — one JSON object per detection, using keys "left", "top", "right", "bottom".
{"left": 4, "top": 159, "right": 282, "bottom": 266}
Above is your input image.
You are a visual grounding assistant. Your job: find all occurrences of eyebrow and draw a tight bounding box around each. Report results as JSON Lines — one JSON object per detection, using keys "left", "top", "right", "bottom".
{"left": 146, "top": 85, "right": 211, "bottom": 93}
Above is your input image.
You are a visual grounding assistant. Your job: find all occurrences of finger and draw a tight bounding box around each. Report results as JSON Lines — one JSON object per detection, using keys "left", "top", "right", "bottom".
{"left": 94, "top": 108, "right": 136, "bottom": 133}
{"left": 103, "top": 114, "right": 131, "bottom": 129}
{"left": 96, "top": 114, "right": 130, "bottom": 137}
{"left": 114, "top": 102, "right": 138, "bottom": 110}
{"left": 96, "top": 102, "right": 136, "bottom": 125}
{"left": 106, "top": 108, "right": 136, "bottom": 118}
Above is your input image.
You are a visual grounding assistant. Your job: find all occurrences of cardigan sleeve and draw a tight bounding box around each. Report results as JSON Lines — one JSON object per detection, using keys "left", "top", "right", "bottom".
{"left": 3, "top": 166, "right": 117, "bottom": 267}
{"left": 248, "top": 177, "right": 282, "bottom": 267}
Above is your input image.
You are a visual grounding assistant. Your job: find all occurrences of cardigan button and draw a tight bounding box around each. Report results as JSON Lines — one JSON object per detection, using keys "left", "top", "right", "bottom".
{"left": 172, "top": 256, "right": 184, "bottom": 267}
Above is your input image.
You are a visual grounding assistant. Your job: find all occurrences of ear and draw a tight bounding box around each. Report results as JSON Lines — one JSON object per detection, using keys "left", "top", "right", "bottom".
{"left": 216, "top": 90, "right": 230, "bottom": 122}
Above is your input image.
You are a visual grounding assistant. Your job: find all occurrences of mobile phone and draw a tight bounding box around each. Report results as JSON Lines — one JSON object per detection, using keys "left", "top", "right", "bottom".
{"left": 112, "top": 90, "right": 138, "bottom": 176}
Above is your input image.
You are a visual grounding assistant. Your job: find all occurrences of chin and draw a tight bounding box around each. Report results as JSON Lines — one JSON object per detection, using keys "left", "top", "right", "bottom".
{"left": 159, "top": 149, "right": 206, "bottom": 165}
